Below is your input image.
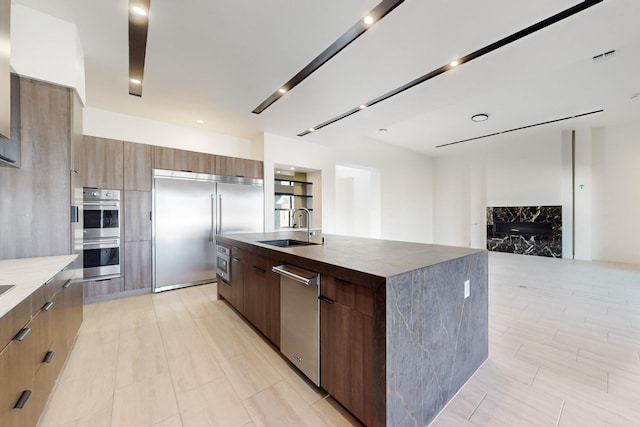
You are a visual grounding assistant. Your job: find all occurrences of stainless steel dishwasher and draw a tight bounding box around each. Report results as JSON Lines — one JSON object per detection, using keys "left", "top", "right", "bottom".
{"left": 273, "top": 264, "right": 320, "bottom": 386}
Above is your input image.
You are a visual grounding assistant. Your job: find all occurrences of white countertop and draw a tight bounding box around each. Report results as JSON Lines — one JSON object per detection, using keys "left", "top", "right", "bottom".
{"left": 0, "top": 255, "right": 78, "bottom": 318}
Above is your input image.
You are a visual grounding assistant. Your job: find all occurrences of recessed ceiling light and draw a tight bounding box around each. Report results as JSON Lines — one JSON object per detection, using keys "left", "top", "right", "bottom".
{"left": 290, "top": 167, "right": 295, "bottom": 171}
{"left": 196, "top": 119, "right": 204, "bottom": 124}
{"left": 132, "top": 5, "right": 147, "bottom": 16}
{"left": 363, "top": 16, "right": 375, "bottom": 25}
{"left": 450, "top": 60, "right": 459, "bottom": 67}
{"left": 308, "top": 127, "right": 315, "bottom": 132}
{"left": 278, "top": 88, "right": 287, "bottom": 94}
{"left": 359, "top": 104, "right": 367, "bottom": 109}
{"left": 276, "top": 170, "right": 282, "bottom": 174}
{"left": 378, "top": 128, "right": 388, "bottom": 132}
{"left": 471, "top": 113, "right": 489, "bottom": 122}
{"left": 130, "top": 78, "right": 141, "bottom": 85}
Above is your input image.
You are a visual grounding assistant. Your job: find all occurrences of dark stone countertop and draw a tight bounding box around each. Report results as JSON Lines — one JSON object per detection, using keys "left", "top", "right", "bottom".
{"left": 216, "top": 231, "right": 484, "bottom": 287}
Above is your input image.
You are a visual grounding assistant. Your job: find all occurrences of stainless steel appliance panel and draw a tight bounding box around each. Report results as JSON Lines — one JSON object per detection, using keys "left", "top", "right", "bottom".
{"left": 275, "top": 264, "right": 320, "bottom": 386}
{"left": 153, "top": 175, "right": 217, "bottom": 292}
{"left": 83, "top": 188, "right": 120, "bottom": 239}
{"left": 216, "top": 244, "right": 231, "bottom": 281}
{"left": 216, "top": 182, "right": 264, "bottom": 235}
{"left": 83, "top": 238, "right": 120, "bottom": 280}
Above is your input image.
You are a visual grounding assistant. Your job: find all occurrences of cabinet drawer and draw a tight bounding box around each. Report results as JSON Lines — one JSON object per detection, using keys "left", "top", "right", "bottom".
{"left": 43, "top": 266, "right": 74, "bottom": 301}
{"left": 0, "top": 295, "right": 33, "bottom": 351}
{"left": 0, "top": 334, "right": 38, "bottom": 427}
{"left": 320, "top": 276, "right": 374, "bottom": 317}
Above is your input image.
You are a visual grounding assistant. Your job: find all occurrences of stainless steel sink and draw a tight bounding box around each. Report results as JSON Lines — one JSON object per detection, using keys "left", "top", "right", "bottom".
{"left": 0, "top": 285, "right": 16, "bottom": 296}
{"left": 258, "top": 239, "right": 320, "bottom": 248}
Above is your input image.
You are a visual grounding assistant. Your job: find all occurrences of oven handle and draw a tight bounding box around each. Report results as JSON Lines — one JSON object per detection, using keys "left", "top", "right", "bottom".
{"left": 83, "top": 201, "right": 120, "bottom": 207}
{"left": 82, "top": 240, "right": 120, "bottom": 246}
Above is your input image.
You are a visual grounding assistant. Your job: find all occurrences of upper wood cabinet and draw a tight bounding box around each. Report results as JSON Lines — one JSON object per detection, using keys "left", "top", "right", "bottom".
{"left": 152, "top": 146, "right": 216, "bottom": 175}
{"left": 152, "top": 145, "right": 263, "bottom": 179}
{"left": 82, "top": 136, "right": 124, "bottom": 190}
{"left": 124, "top": 142, "right": 151, "bottom": 191}
{"left": 216, "top": 155, "right": 263, "bottom": 179}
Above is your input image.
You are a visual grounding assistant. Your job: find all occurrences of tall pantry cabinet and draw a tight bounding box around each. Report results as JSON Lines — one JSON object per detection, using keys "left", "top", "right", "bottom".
{"left": 0, "top": 76, "right": 83, "bottom": 263}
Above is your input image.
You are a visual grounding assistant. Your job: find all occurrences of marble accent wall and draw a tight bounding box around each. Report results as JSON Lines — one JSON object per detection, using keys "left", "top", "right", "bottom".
{"left": 487, "top": 206, "right": 562, "bottom": 258}
{"left": 386, "top": 251, "right": 488, "bottom": 426}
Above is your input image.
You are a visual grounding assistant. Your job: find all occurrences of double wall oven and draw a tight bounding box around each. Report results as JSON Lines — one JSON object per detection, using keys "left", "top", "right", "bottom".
{"left": 83, "top": 188, "right": 121, "bottom": 280}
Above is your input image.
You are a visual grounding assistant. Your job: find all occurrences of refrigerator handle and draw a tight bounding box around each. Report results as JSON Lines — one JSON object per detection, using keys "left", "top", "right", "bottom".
{"left": 214, "top": 193, "right": 216, "bottom": 242}
{"left": 218, "top": 194, "right": 223, "bottom": 234}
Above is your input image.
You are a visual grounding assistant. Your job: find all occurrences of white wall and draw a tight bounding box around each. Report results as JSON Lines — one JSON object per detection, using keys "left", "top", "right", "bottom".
{"left": 432, "top": 121, "right": 640, "bottom": 265}
{"left": 263, "top": 133, "right": 433, "bottom": 243}
{"left": 433, "top": 129, "right": 569, "bottom": 250}
{"left": 335, "top": 165, "right": 381, "bottom": 238}
{"left": 591, "top": 121, "right": 640, "bottom": 264}
{"left": 83, "top": 107, "right": 260, "bottom": 160}
{"left": 11, "top": 4, "right": 86, "bottom": 103}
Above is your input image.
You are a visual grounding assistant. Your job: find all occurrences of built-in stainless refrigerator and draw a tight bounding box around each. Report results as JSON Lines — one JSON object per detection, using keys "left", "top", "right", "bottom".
{"left": 152, "top": 169, "right": 263, "bottom": 292}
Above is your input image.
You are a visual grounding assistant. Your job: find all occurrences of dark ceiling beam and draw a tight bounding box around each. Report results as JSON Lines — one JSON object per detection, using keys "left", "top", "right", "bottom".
{"left": 252, "top": 0, "right": 405, "bottom": 114}
{"left": 129, "top": 0, "right": 151, "bottom": 97}
{"left": 298, "top": 0, "right": 604, "bottom": 137}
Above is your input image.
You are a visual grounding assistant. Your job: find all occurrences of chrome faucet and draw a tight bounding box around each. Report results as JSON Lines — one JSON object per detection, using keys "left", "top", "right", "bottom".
{"left": 294, "top": 208, "right": 311, "bottom": 242}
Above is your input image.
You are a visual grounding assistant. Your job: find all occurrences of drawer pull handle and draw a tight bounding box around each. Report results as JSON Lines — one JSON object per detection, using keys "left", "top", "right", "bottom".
{"left": 14, "top": 327, "right": 31, "bottom": 342}
{"left": 43, "top": 351, "right": 55, "bottom": 364}
{"left": 252, "top": 266, "right": 266, "bottom": 273}
{"left": 14, "top": 390, "right": 32, "bottom": 409}
{"left": 319, "top": 296, "right": 334, "bottom": 304}
{"left": 335, "top": 278, "right": 352, "bottom": 286}
{"left": 42, "top": 301, "right": 54, "bottom": 311}
{"left": 63, "top": 279, "right": 72, "bottom": 289}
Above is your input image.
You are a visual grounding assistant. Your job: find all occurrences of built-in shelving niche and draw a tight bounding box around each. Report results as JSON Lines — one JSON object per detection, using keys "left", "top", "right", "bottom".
{"left": 274, "top": 166, "right": 321, "bottom": 230}
{"left": 486, "top": 206, "right": 562, "bottom": 258}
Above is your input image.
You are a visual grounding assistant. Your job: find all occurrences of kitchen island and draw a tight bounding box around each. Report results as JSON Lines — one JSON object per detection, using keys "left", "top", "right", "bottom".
{"left": 216, "top": 232, "right": 488, "bottom": 427}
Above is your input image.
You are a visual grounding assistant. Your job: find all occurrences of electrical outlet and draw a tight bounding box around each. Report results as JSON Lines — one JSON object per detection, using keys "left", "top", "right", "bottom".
{"left": 464, "top": 280, "right": 470, "bottom": 299}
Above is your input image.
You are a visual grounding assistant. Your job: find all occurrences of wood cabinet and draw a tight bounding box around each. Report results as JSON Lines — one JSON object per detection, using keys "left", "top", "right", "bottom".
{"left": 0, "top": 78, "right": 75, "bottom": 259}
{"left": 152, "top": 145, "right": 216, "bottom": 175}
{"left": 320, "top": 275, "right": 375, "bottom": 427}
{"left": 244, "top": 252, "right": 280, "bottom": 347}
{"left": 124, "top": 141, "right": 151, "bottom": 191}
{"left": 216, "top": 155, "right": 263, "bottom": 179}
{"left": 122, "top": 190, "right": 151, "bottom": 293}
{"left": 123, "top": 191, "right": 151, "bottom": 242}
{"left": 152, "top": 145, "right": 263, "bottom": 179}
{"left": 82, "top": 136, "right": 124, "bottom": 189}
{"left": 124, "top": 241, "right": 152, "bottom": 291}
{"left": 0, "top": 263, "right": 82, "bottom": 427}
{"left": 0, "top": 74, "right": 21, "bottom": 167}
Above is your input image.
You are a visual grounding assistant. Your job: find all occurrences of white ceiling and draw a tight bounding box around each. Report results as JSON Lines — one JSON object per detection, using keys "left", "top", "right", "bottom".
{"left": 14, "top": 0, "right": 640, "bottom": 157}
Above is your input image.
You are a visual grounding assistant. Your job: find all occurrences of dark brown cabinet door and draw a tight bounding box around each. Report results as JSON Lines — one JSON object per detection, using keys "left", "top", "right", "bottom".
{"left": 320, "top": 276, "right": 375, "bottom": 427}
{"left": 82, "top": 136, "right": 124, "bottom": 189}
{"left": 244, "top": 253, "right": 280, "bottom": 347}
{"left": 124, "top": 142, "right": 151, "bottom": 191}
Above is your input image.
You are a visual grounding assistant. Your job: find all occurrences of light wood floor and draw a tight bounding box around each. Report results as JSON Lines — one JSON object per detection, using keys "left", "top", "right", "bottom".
{"left": 38, "top": 252, "right": 640, "bottom": 426}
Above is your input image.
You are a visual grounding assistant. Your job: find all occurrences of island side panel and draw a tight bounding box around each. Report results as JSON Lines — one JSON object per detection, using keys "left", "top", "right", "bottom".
{"left": 385, "top": 251, "right": 488, "bottom": 426}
